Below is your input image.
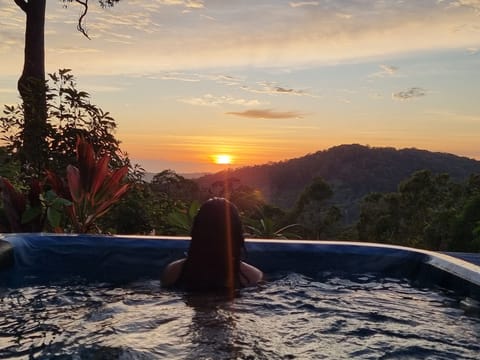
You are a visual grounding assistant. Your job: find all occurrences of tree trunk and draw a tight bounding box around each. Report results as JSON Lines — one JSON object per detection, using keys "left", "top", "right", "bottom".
{"left": 16, "top": 0, "right": 48, "bottom": 175}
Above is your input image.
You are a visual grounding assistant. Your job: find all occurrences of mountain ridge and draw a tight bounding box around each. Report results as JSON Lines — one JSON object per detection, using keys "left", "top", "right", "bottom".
{"left": 195, "top": 144, "right": 480, "bottom": 223}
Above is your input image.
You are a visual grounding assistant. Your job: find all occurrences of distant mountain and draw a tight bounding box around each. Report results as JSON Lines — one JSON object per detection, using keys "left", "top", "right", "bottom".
{"left": 195, "top": 144, "right": 480, "bottom": 223}
{"left": 143, "top": 171, "right": 210, "bottom": 183}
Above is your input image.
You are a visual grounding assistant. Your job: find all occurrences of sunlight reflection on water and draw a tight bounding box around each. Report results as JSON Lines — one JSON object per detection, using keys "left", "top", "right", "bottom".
{"left": 0, "top": 273, "right": 479, "bottom": 359}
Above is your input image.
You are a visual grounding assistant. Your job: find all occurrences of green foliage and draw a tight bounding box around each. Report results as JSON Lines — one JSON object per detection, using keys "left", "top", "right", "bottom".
{"left": 244, "top": 216, "right": 301, "bottom": 239}
{"left": 147, "top": 170, "right": 204, "bottom": 235}
{"left": 195, "top": 144, "right": 480, "bottom": 224}
{"left": 0, "top": 147, "right": 21, "bottom": 185}
{"left": 357, "top": 192, "right": 401, "bottom": 244}
{"left": 98, "top": 183, "right": 154, "bottom": 235}
{"left": 1, "top": 69, "right": 132, "bottom": 180}
{"left": 61, "top": 137, "right": 130, "bottom": 233}
{"left": 166, "top": 200, "right": 201, "bottom": 235}
{"left": 0, "top": 177, "right": 71, "bottom": 232}
{"left": 288, "top": 177, "right": 341, "bottom": 239}
{"left": 0, "top": 137, "right": 130, "bottom": 234}
{"left": 451, "top": 195, "right": 480, "bottom": 252}
{"left": 230, "top": 186, "right": 265, "bottom": 218}
{"left": 357, "top": 170, "right": 480, "bottom": 251}
{"left": 151, "top": 169, "right": 199, "bottom": 203}
{"left": 23, "top": 189, "right": 72, "bottom": 231}
{"left": 296, "top": 178, "right": 333, "bottom": 209}
{"left": 207, "top": 176, "right": 266, "bottom": 218}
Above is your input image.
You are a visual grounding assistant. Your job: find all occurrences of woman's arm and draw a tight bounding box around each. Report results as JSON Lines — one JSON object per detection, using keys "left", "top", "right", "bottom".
{"left": 161, "top": 258, "right": 186, "bottom": 287}
{"left": 240, "top": 261, "right": 263, "bottom": 286}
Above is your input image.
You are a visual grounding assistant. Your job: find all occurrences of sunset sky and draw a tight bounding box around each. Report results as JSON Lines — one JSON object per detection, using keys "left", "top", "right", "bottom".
{"left": 1, "top": 0, "right": 479, "bottom": 173}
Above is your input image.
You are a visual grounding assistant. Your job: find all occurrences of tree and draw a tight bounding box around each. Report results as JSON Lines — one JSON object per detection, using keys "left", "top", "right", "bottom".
{"left": 98, "top": 183, "right": 155, "bottom": 235}
{"left": 0, "top": 147, "right": 21, "bottom": 185}
{"left": 291, "top": 177, "right": 333, "bottom": 218}
{"left": 151, "top": 170, "right": 200, "bottom": 204}
{"left": 13, "top": 0, "right": 120, "bottom": 174}
{"left": 357, "top": 192, "right": 402, "bottom": 244}
{"left": 1, "top": 69, "right": 131, "bottom": 179}
{"left": 14, "top": 0, "right": 48, "bottom": 172}
{"left": 288, "top": 177, "right": 341, "bottom": 239}
{"left": 357, "top": 170, "right": 468, "bottom": 250}
{"left": 451, "top": 195, "right": 480, "bottom": 252}
{"left": 148, "top": 170, "right": 204, "bottom": 235}
{"left": 396, "top": 170, "right": 462, "bottom": 249}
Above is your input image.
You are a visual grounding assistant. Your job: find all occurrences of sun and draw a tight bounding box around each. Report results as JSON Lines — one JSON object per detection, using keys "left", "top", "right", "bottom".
{"left": 213, "top": 154, "right": 233, "bottom": 165}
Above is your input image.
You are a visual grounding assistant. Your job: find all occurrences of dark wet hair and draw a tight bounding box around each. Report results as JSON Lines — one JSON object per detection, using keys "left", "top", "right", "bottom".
{"left": 180, "top": 197, "right": 245, "bottom": 292}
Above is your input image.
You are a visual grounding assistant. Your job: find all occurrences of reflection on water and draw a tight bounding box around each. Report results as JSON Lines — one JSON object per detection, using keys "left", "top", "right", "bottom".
{"left": 0, "top": 273, "right": 479, "bottom": 359}
{"left": 184, "top": 294, "right": 242, "bottom": 360}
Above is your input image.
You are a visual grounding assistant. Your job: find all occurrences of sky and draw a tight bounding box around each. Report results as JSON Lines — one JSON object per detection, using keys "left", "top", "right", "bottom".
{"left": 0, "top": 0, "right": 480, "bottom": 174}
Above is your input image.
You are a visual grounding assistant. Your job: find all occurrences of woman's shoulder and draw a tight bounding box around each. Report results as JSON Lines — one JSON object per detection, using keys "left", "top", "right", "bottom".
{"left": 161, "top": 258, "right": 186, "bottom": 287}
{"left": 240, "top": 261, "right": 263, "bottom": 287}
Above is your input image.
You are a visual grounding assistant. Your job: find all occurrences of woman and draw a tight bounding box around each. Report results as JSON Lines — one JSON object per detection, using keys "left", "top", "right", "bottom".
{"left": 162, "top": 197, "right": 263, "bottom": 291}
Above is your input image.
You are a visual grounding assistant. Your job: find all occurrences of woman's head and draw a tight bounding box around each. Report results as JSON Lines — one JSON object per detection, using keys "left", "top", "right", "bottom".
{"left": 182, "top": 197, "right": 245, "bottom": 291}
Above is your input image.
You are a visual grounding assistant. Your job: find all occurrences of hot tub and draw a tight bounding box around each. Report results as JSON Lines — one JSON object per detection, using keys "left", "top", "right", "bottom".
{"left": 1, "top": 234, "right": 479, "bottom": 359}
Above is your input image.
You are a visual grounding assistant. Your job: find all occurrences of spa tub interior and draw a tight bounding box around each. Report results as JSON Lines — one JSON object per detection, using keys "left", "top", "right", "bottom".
{"left": 1, "top": 233, "right": 479, "bottom": 359}
{"left": 1, "top": 233, "right": 479, "bottom": 298}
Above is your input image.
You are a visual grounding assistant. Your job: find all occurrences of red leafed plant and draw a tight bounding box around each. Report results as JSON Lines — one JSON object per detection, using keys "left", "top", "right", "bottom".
{"left": 0, "top": 137, "right": 129, "bottom": 234}
{"left": 0, "top": 176, "right": 68, "bottom": 233}
{"left": 63, "top": 136, "right": 130, "bottom": 233}
{"left": 0, "top": 178, "right": 29, "bottom": 232}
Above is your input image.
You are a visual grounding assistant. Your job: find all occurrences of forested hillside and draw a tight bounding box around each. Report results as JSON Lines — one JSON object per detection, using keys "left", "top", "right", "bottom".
{"left": 196, "top": 144, "right": 480, "bottom": 223}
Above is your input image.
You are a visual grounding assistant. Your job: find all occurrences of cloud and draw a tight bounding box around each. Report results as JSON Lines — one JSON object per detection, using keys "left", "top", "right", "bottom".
{"left": 226, "top": 109, "right": 304, "bottom": 119}
{"left": 273, "top": 86, "right": 304, "bottom": 94}
{"left": 379, "top": 64, "right": 399, "bottom": 76}
{"left": 242, "top": 81, "right": 312, "bottom": 96}
{"left": 0, "top": 2, "right": 26, "bottom": 50}
{"left": 4, "top": 0, "right": 480, "bottom": 76}
{"left": 467, "top": 47, "right": 479, "bottom": 54}
{"left": 180, "top": 94, "right": 261, "bottom": 107}
{"left": 157, "top": 72, "right": 243, "bottom": 85}
{"left": 50, "top": 47, "right": 101, "bottom": 55}
{"left": 289, "top": 1, "right": 319, "bottom": 8}
{"left": 199, "top": 14, "right": 216, "bottom": 21}
{"left": 161, "top": 72, "right": 202, "bottom": 82}
{"left": 336, "top": 13, "right": 353, "bottom": 19}
{"left": 369, "top": 92, "right": 384, "bottom": 100}
{"left": 185, "top": 0, "right": 204, "bottom": 8}
{"left": 370, "top": 64, "right": 399, "bottom": 77}
{"left": 147, "top": 73, "right": 312, "bottom": 101}
{"left": 82, "top": 84, "right": 125, "bottom": 93}
{"left": 448, "top": 0, "right": 480, "bottom": 12}
{"left": 209, "top": 74, "right": 243, "bottom": 86}
{"left": 158, "top": 0, "right": 205, "bottom": 9}
{"left": 392, "top": 87, "right": 427, "bottom": 101}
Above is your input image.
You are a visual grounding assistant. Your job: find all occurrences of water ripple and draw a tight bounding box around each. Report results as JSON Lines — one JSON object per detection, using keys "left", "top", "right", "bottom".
{"left": 0, "top": 272, "right": 479, "bottom": 359}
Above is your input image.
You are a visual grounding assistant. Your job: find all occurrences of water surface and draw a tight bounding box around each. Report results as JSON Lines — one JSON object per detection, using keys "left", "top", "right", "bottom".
{"left": 0, "top": 272, "right": 479, "bottom": 359}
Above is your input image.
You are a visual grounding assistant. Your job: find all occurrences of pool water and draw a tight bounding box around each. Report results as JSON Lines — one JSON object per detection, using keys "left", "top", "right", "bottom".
{"left": 1, "top": 272, "right": 479, "bottom": 359}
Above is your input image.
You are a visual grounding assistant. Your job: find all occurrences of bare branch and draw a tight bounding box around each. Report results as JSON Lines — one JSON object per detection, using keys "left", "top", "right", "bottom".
{"left": 14, "top": 0, "right": 28, "bottom": 12}
{"left": 75, "top": 0, "right": 91, "bottom": 40}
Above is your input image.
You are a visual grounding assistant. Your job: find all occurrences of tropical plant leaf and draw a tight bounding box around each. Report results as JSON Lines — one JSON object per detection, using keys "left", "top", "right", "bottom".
{"left": 21, "top": 206, "right": 42, "bottom": 224}
{"left": 66, "top": 165, "right": 82, "bottom": 202}
{"left": 0, "top": 177, "right": 26, "bottom": 231}
{"left": 90, "top": 155, "right": 110, "bottom": 195}
{"left": 47, "top": 207, "right": 62, "bottom": 228}
{"left": 188, "top": 200, "right": 200, "bottom": 220}
{"left": 75, "top": 136, "right": 96, "bottom": 191}
{"left": 64, "top": 137, "right": 130, "bottom": 233}
{"left": 46, "top": 170, "right": 68, "bottom": 198}
{"left": 167, "top": 211, "right": 191, "bottom": 232}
